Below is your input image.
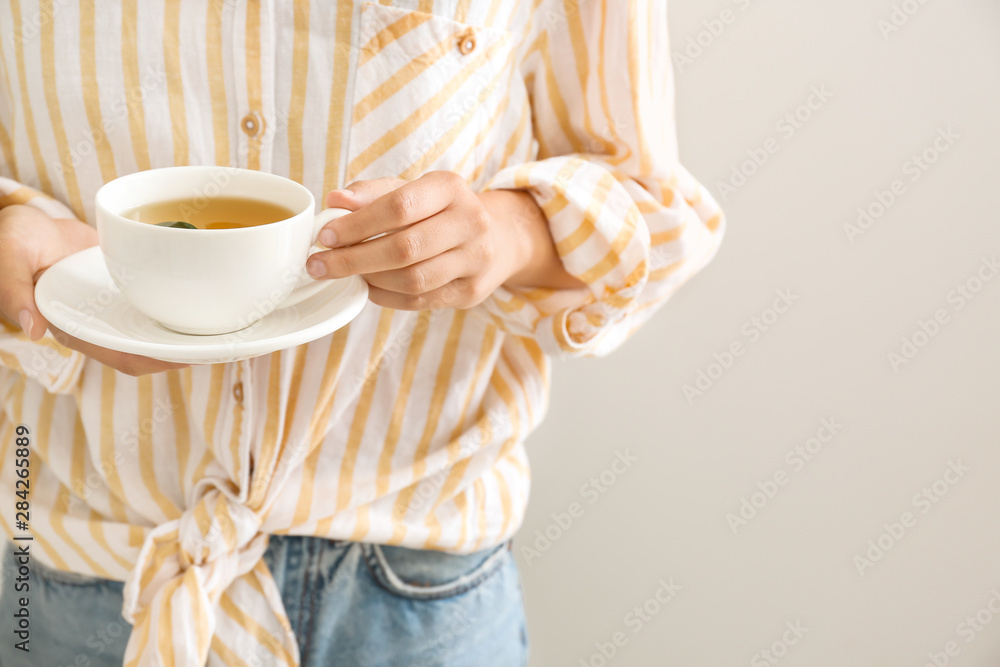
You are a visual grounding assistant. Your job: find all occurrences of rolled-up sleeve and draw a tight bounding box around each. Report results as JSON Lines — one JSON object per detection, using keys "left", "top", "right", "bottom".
{"left": 0, "top": 176, "right": 85, "bottom": 394}
{"left": 477, "top": 0, "right": 725, "bottom": 358}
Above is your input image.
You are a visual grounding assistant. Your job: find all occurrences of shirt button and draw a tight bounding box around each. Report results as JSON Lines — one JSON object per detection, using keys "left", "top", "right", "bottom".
{"left": 241, "top": 112, "right": 261, "bottom": 137}
{"left": 232, "top": 382, "right": 244, "bottom": 403}
{"left": 458, "top": 33, "right": 476, "bottom": 55}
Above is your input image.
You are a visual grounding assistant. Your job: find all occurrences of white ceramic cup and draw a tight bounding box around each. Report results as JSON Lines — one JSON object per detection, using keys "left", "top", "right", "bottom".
{"left": 96, "top": 166, "right": 348, "bottom": 335}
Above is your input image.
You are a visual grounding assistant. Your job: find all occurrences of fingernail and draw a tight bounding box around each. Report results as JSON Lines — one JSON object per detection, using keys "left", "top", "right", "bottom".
{"left": 18, "top": 310, "right": 33, "bottom": 338}
{"left": 319, "top": 228, "right": 338, "bottom": 248}
{"left": 326, "top": 189, "right": 352, "bottom": 206}
{"left": 307, "top": 258, "right": 327, "bottom": 278}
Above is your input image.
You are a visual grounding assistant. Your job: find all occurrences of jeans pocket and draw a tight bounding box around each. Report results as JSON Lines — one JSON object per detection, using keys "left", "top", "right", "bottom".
{"left": 363, "top": 541, "right": 509, "bottom": 601}
{"left": 3, "top": 543, "right": 112, "bottom": 588}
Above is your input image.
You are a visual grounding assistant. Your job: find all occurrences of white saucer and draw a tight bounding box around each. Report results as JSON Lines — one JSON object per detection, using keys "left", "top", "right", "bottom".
{"left": 35, "top": 247, "right": 368, "bottom": 364}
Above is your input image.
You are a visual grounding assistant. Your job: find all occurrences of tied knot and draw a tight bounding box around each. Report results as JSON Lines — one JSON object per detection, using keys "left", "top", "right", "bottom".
{"left": 178, "top": 488, "right": 262, "bottom": 568}
{"left": 122, "top": 485, "right": 269, "bottom": 627}
{"left": 120, "top": 486, "right": 300, "bottom": 666}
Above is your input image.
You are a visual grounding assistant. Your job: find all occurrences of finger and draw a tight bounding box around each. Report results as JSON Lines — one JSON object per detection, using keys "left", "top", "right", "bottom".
{"left": 49, "top": 326, "right": 189, "bottom": 376}
{"left": 321, "top": 171, "right": 466, "bottom": 249}
{"left": 0, "top": 208, "right": 95, "bottom": 342}
{"left": 308, "top": 211, "right": 472, "bottom": 278}
{"left": 0, "top": 247, "right": 48, "bottom": 342}
{"left": 362, "top": 249, "right": 469, "bottom": 295}
{"left": 0, "top": 273, "right": 48, "bottom": 340}
{"left": 366, "top": 277, "right": 483, "bottom": 311}
{"left": 325, "top": 178, "right": 406, "bottom": 210}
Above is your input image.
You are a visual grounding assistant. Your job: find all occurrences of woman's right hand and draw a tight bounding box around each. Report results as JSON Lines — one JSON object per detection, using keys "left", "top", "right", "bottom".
{"left": 0, "top": 204, "right": 188, "bottom": 376}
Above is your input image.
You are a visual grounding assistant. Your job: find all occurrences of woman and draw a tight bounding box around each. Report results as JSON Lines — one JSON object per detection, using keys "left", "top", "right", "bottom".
{"left": 0, "top": 0, "right": 723, "bottom": 665}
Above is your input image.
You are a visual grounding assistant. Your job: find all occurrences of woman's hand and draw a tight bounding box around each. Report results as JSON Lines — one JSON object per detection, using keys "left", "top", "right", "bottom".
{"left": 0, "top": 205, "right": 188, "bottom": 376}
{"left": 311, "top": 172, "right": 583, "bottom": 311}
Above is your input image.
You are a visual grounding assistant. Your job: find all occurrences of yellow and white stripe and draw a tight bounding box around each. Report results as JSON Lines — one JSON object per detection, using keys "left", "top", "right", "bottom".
{"left": 0, "top": 1, "right": 724, "bottom": 664}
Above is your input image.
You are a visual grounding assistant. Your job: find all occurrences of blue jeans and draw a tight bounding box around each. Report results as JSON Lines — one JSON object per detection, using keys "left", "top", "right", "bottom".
{"left": 0, "top": 536, "right": 528, "bottom": 666}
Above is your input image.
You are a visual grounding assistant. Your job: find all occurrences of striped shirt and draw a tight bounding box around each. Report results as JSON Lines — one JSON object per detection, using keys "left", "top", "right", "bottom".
{"left": 0, "top": 0, "right": 724, "bottom": 664}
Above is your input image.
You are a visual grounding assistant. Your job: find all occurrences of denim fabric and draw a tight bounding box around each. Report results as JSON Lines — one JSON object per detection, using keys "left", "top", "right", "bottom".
{"left": 0, "top": 536, "right": 528, "bottom": 666}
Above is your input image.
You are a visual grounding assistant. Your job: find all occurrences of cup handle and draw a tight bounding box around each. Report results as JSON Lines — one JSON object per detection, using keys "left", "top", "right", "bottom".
{"left": 276, "top": 207, "right": 352, "bottom": 309}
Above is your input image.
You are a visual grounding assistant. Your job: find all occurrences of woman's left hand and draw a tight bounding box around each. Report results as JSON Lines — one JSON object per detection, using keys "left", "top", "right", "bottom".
{"left": 310, "top": 171, "right": 582, "bottom": 311}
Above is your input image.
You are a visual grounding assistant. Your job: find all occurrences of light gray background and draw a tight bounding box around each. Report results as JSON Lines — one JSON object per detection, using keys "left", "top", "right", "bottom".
{"left": 517, "top": 1, "right": 1000, "bottom": 665}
